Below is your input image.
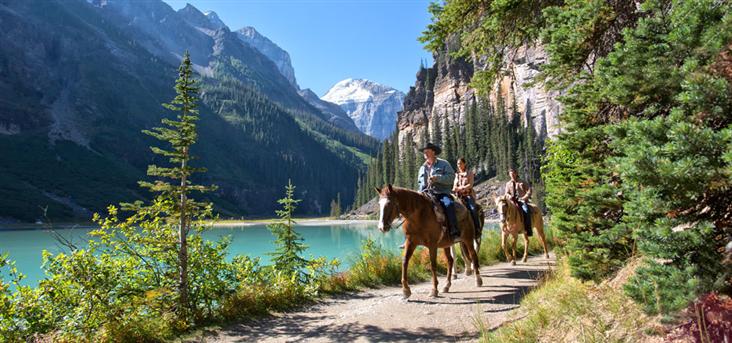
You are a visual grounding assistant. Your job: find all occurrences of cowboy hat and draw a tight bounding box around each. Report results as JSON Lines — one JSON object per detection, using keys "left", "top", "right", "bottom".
{"left": 420, "top": 142, "right": 442, "bottom": 155}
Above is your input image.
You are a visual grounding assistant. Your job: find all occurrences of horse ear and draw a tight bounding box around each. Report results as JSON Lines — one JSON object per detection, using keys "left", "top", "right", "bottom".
{"left": 373, "top": 187, "right": 381, "bottom": 194}
{"left": 387, "top": 184, "right": 394, "bottom": 192}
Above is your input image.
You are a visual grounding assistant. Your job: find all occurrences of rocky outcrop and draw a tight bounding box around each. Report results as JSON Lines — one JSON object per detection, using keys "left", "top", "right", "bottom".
{"left": 237, "top": 26, "right": 299, "bottom": 89}
{"left": 322, "top": 79, "right": 405, "bottom": 140}
{"left": 397, "top": 44, "right": 562, "bottom": 150}
{"left": 487, "top": 45, "right": 562, "bottom": 138}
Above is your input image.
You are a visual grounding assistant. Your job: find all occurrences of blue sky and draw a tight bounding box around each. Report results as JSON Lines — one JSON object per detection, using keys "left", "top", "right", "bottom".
{"left": 163, "top": 0, "right": 435, "bottom": 95}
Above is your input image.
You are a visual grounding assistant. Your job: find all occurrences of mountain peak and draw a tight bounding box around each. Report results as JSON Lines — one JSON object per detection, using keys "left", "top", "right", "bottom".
{"left": 178, "top": 3, "right": 227, "bottom": 31}
{"left": 236, "top": 26, "right": 299, "bottom": 89}
{"left": 203, "top": 10, "right": 226, "bottom": 29}
{"left": 322, "top": 79, "right": 405, "bottom": 140}
{"left": 322, "top": 78, "right": 398, "bottom": 104}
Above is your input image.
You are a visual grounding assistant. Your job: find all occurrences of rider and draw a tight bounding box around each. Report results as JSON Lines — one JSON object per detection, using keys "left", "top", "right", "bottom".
{"left": 505, "top": 167, "right": 533, "bottom": 236}
{"left": 418, "top": 142, "right": 460, "bottom": 240}
{"left": 453, "top": 157, "right": 481, "bottom": 235}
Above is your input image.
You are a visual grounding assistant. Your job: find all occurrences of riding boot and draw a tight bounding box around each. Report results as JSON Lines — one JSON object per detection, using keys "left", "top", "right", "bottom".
{"left": 520, "top": 201, "right": 533, "bottom": 236}
{"left": 439, "top": 194, "right": 460, "bottom": 240}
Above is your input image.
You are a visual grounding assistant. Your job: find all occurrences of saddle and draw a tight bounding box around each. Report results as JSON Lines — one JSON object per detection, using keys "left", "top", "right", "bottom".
{"left": 512, "top": 198, "right": 533, "bottom": 235}
{"left": 424, "top": 192, "right": 470, "bottom": 233}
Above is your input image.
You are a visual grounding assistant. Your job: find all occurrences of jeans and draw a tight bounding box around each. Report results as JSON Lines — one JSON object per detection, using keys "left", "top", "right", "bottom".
{"left": 461, "top": 195, "right": 481, "bottom": 235}
{"left": 519, "top": 201, "right": 533, "bottom": 236}
{"left": 435, "top": 193, "right": 460, "bottom": 237}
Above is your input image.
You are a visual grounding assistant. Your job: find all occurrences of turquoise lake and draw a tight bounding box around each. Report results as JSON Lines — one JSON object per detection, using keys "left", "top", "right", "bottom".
{"left": 0, "top": 222, "right": 407, "bottom": 286}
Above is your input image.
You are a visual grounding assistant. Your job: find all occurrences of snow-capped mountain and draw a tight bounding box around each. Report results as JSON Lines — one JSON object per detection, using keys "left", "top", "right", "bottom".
{"left": 237, "top": 27, "right": 299, "bottom": 89}
{"left": 203, "top": 11, "right": 226, "bottom": 30}
{"left": 322, "top": 79, "right": 404, "bottom": 140}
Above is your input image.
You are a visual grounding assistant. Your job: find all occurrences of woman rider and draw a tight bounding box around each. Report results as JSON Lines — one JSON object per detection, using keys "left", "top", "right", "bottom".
{"left": 453, "top": 158, "right": 481, "bottom": 235}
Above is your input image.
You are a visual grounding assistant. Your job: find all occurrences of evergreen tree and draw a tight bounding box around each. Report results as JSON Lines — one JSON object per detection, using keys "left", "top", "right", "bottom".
{"left": 329, "top": 192, "right": 341, "bottom": 218}
{"left": 443, "top": 117, "right": 455, "bottom": 164}
{"left": 268, "top": 180, "right": 309, "bottom": 282}
{"left": 138, "top": 51, "right": 214, "bottom": 317}
{"left": 92, "top": 51, "right": 218, "bottom": 322}
{"left": 418, "top": 0, "right": 732, "bottom": 314}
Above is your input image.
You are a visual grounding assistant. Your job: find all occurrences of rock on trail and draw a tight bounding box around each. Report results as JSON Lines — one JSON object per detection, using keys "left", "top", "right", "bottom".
{"left": 192, "top": 254, "right": 555, "bottom": 342}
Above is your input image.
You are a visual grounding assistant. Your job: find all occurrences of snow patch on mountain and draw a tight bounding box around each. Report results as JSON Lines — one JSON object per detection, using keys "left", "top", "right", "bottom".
{"left": 322, "top": 79, "right": 404, "bottom": 140}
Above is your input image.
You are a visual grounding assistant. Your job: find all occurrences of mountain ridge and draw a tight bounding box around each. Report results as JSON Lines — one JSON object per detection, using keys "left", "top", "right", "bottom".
{"left": 322, "top": 78, "right": 404, "bottom": 140}
{"left": 0, "top": 0, "right": 377, "bottom": 222}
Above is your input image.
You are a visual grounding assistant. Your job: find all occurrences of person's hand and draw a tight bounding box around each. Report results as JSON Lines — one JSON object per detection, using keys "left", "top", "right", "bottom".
{"left": 429, "top": 175, "right": 438, "bottom": 182}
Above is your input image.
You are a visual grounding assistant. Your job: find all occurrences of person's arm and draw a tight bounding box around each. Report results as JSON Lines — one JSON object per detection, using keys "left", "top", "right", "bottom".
{"left": 522, "top": 182, "right": 532, "bottom": 202}
{"left": 452, "top": 173, "right": 459, "bottom": 192}
{"left": 466, "top": 171, "right": 475, "bottom": 191}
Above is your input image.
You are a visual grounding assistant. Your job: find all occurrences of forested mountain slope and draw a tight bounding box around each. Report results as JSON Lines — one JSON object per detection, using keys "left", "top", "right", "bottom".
{"left": 0, "top": 0, "right": 378, "bottom": 222}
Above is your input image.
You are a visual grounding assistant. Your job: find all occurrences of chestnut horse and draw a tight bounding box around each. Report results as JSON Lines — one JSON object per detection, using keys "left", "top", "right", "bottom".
{"left": 375, "top": 185, "right": 482, "bottom": 299}
{"left": 494, "top": 194, "right": 549, "bottom": 265}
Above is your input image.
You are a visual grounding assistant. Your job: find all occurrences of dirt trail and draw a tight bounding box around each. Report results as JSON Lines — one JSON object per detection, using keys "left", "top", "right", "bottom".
{"left": 195, "top": 254, "right": 555, "bottom": 343}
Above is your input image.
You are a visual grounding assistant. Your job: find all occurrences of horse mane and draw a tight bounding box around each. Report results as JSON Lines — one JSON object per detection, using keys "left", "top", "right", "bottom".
{"left": 390, "top": 187, "right": 431, "bottom": 214}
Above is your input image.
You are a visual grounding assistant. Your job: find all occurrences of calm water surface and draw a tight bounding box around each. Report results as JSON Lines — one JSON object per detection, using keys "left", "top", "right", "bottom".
{"left": 0, "top": 222, "right": 406, "bottom": 286}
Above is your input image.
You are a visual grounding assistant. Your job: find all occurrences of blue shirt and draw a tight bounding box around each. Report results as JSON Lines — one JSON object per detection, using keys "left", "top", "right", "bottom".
{"left": 417, "top": 158, "right": 455, "bottom": 194}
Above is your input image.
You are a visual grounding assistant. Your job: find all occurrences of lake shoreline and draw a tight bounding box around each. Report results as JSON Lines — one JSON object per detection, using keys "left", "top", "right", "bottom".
{"left": 0, "top": 218, "right": 501, "bottom": 231}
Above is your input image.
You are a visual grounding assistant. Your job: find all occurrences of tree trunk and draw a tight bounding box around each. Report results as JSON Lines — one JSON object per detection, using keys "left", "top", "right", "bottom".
{"left": 178, "top": 147, "right": 189, "bottom": 318}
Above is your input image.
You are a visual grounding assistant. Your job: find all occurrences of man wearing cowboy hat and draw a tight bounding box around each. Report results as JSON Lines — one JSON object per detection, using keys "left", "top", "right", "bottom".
{"left": 418, "top": 142, "right": 460, "bottom": 240}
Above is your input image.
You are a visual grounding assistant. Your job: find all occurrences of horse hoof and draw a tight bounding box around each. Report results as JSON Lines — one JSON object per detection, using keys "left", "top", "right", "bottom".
{"left": 442, "top": 286, "right": 450, "bottom": 293}
{"left": 452, "top": 274, "right": 458, "bottom": 280}
{"left": 522, "top": 257, "right": 528, "bottom": 263}
{"left": 545, "top": 254, "right": 550, "bottom": 259}
{"left": 511, "top": 260, "right": 516, "bottom": 266}
{"left": 402, "top": 288, "right": 411, "bottom": 299}
{"left": 465, "top": 269, "right": 473, "bottom": 276}
{"left": 476, "top": 277, "right": 483, "bottom": 287}
{"left": 430, "top": 289, "right": 438, "bottom": 298}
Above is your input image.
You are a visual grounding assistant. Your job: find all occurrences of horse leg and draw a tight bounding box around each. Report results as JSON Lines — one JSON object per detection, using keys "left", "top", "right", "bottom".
{"left": 428, "top": 247, "right": 439, "bottom": 297}
{"left": 461, "top": 242, "right": 473, "bottom": 276}
{"left": 449, "top": 244, "right": 459, "bottom": 279}
{"left": 511, "top": 233, "right": 518, "bottom": 266}
{"left": 443, "top": 247, "right": 453, "bottom": 293}
{"left": 522, "top": 233, "right": 529, "bottom": 263}
{"left": 467, "top": 243, "right": 483, "bottom": 287}
{"left": 501, "top": 231, "right": 511, "bottom": 264}
{"left": 537, "top": 219, "right": 550, "bottom": 259}
{"left": 401, "top": 241, "right": 416, "bottom": 299}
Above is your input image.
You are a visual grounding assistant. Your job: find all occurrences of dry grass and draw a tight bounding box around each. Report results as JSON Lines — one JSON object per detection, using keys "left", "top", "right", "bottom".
{"left": 481, "top": 258, "right": 665, "bottom": 343}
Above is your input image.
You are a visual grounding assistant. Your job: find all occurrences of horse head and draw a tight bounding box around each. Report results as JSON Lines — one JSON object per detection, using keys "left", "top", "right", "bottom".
{"left": 494, "top": 194, "right": 510, "bottom": 226}
{"left": 374, "top": 184, "right": 399, "bottom": 232}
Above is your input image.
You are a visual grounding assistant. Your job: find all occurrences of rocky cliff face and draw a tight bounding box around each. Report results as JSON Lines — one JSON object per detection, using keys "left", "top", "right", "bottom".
{"left": 322, "top": 79, "right": 405, "bottom": 140}
{"left": 397, "top": 44, "right": 562, "bottom": 149}
{"left": 237, "top": 26, "right": 299, "bottom": 89}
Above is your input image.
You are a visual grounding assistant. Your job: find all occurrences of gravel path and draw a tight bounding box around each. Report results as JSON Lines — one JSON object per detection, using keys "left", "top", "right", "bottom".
{"left": 192, "top": 254, "right": 555, "bottom": 343}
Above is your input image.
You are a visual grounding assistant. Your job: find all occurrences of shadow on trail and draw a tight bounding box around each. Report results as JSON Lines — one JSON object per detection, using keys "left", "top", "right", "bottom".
{"left": 218, "top": 314, "right": 475, "bottom": 342}
{"left": 197, "top": 259, "right": 555, "bottom": 342}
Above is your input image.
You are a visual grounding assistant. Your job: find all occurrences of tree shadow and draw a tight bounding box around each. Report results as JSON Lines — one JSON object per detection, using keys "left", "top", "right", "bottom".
{"left": 213, "top": 313, "right": 476, "bottom": 342}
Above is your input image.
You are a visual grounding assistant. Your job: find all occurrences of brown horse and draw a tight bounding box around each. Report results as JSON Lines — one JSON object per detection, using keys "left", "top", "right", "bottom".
{"left": 375, "top": 185, "right": 482, "bottom": 299}
{"left": 494, "top": 194, "right": 549, "bottom": 265}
